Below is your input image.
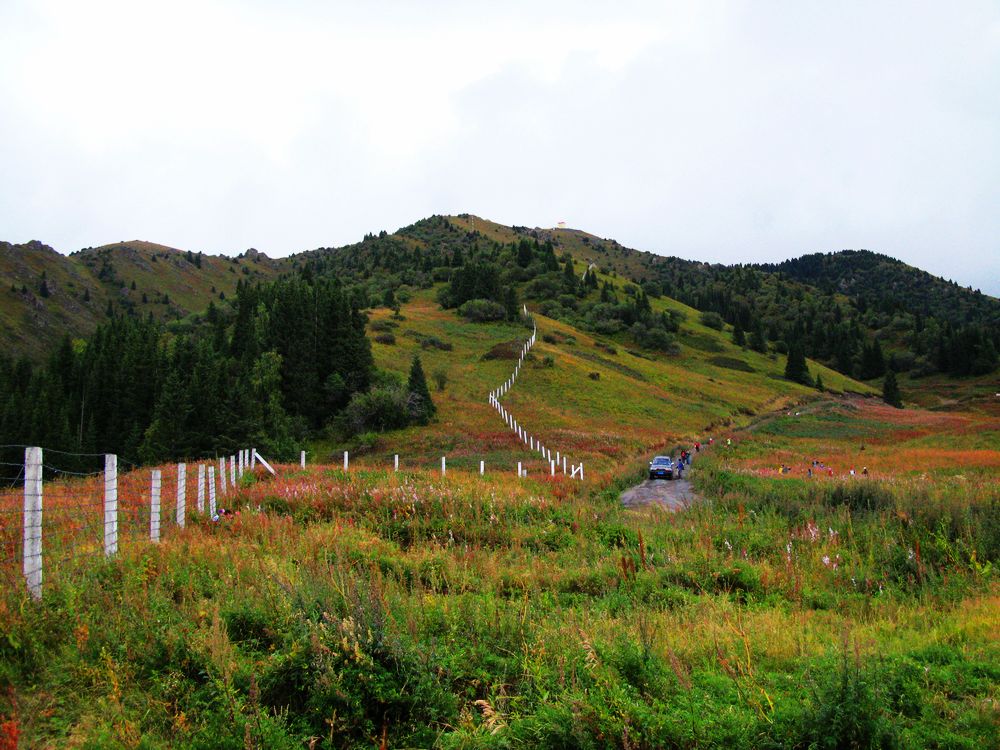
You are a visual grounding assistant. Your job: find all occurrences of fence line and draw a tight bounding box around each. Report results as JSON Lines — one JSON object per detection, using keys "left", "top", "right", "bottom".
{"left": 4, "top": 425, "right": 579, "bottom": 600}
{"left": 487, "top": 311, "right": 585, "bottom": 480}
{"left": 2, "top": 445, "right": 262, "bottom": 599}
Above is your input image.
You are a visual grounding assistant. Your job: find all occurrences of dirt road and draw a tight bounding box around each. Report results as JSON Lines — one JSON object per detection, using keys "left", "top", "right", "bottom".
{"left": 620, "top": 476, "right": 698, "bottom": 511}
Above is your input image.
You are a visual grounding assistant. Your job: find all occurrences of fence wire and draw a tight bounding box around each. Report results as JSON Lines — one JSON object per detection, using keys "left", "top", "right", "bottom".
{"left": 0, "top": 449, "right": 227, "bottom": 596}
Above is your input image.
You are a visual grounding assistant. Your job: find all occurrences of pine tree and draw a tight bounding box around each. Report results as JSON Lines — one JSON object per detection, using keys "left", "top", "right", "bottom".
{"left": 406, "top": 355, "right": 435, "bottom": 425}
{"left": 562, "top": 258, "right": 578, "bottom": 294}
{"left": 732, "top": 324, "right": 746, "bottom": 347}
{"left": 749, "top": 323, "right": 768, "bottom": 353}
{"left": 784, "top": 341, "right": 811, "bottom": 385}
{"left": 882, "top": 368, "right": 903, "bottom": 408}
{"left": 815, "top": 373, "right": 825, "bottom": 392}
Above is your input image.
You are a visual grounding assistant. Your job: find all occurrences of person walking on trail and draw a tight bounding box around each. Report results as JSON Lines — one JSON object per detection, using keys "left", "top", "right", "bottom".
{"left": 676, "top": 461, "right": 684, "bottom": 479}
{"left": 862, "top": 466, "right": 869, "bottom": 476}
{"left": 695, "top": 442, "right": 701, "bottom": 453}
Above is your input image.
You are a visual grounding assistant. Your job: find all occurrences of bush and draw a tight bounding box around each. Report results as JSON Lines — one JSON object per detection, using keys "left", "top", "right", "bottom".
{"left": 774, "top": 648, "right": 899, "bottom": 749}
{"left": 343, "top": 386, "right": 410, "bottom": 433}
{"left": 588, "top": 371, "right": 600, "bottom": 380}
{"left": 631, "top": 323, "right": 680, "bottom": 354}
{"left": 458, "top": 298, "right": 506, "bottom": 322}
{"left": 823, "top": 482, "right": 895, "bottom": 513}
{"left": 699, "top": 311, "right": 725, "bottom": 330}
{"left": 431, "top": 368, "right": 447, "bottom": 391}
{"left": 373, "top": 332, "right": 396, "bottom": 345}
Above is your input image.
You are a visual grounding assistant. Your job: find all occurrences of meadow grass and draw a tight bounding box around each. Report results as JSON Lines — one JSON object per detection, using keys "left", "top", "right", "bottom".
{"left": 1, "top": 434, "right": 996, "bottom": 748}
{"left": 1, "top": 296, "right": 995, "bottom": 749}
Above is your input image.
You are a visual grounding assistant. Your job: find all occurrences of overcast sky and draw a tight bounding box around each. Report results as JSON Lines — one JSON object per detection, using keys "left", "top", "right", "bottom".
{"left": 2, "top": 1, "right": 998, "bottom": 294}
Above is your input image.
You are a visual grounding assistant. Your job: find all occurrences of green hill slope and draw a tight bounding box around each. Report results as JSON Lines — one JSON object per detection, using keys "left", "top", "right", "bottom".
{"left": 3, "top": 214, "right": 996, "bottom": 384}
{"left": 0, "top": 240, "right": 285, "bottom": 360}
{"left": 347, "top": 279, "right": 870, "bottom": 481}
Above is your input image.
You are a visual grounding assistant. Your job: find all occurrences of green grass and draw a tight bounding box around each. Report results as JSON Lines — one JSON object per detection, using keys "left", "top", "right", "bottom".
{"left": 1, "top": 261, "right": 994, "bottom": 749}
{"left": 1, "top": 454, "right": 996, "bottom": 748}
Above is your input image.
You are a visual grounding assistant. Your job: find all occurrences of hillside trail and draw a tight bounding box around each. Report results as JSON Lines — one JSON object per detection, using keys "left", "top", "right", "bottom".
{"left": 620, "top": 474, "right": 698, "bottom": 511}
{"left": 619, "top": 396, "right": 843, "bottom": 511}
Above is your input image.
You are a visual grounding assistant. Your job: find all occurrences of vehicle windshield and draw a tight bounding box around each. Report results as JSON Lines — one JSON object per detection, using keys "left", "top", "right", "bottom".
{"left": 651, "top": 456, "right": 672, "bottom": 466}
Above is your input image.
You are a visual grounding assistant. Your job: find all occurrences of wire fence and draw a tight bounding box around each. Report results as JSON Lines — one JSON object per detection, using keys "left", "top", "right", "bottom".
{"left": 0, "top": 447, "right": 258, "bottom": 598}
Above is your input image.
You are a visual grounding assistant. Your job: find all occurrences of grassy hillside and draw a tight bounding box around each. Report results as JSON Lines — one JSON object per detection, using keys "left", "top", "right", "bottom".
{"left": 1, "top": 357, "right": 995, "bottom": 748}
{"left": 4, "top": 213, "right": 996, "bottom": 383}
{"left": 0, "top": 240, "right": 108, "bottom": 357}
{"left": 0, "top": 240, "right": 284, "bottom": 361}
{"left": 324, "top": 273, "right": 871, "bottom": 483}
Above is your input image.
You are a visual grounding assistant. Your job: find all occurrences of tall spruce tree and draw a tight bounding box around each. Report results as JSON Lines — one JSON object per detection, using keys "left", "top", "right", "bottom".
{"left": 784, "top": 341, "right": 811, "bottom": 385}
{"left": 882, "top": 368, "right": 903, "bottom": 408}
{"left": 406, "top": 355, "right": 435, "bottom": 424}
{"left": 749, "top": 323, "right": 768, "bottom": 353}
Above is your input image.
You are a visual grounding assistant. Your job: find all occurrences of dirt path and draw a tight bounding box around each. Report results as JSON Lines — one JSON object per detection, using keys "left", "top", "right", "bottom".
{"left": 619, "top": 397, "right": 841, "bottom": 511}
{"left": 620, "top": 476, "right": 699, "bottom": 511}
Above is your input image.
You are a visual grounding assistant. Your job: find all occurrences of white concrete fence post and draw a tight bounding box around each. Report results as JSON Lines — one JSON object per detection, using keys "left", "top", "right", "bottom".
{"left": 208, "top": 465, "right": 216, "bottom": 517}
{"left": 238, "top": 450, "right": 243, "bottom": 477}
{"left": 517, "top": 461, "right": 522, "bottom": 478}
{"left": 300, "top": 450, "right": 306, "bottom": 468}
{"left": 344, "top": 451, "right": 349, "bottom": 471}
{"left": 480, "top": 460, "right": 485, "bottom": 475}
{"left": 176, "top": 462, "right": 186, "bottom": 528}
{"left": 394, "top": 454, "right": 399, "bottom": 471}
{"left": 104, "top": 454, "right": 118, "bottom": 557}
{"left": 551, "top": 460, "right": 556, "bottom": 476}
{"left": 250, "top": 448, "right": 256, "bottom": 468}
{"left": 563, "top": 456, "right": 567, "bottom": 474}
{"left": 441, "top": 456, "right": 446, "bottom": 476}
{"left": 150, "top": 470, "right": 161, "bottom": 542}
{"left": 230, "top": 455, "right": 236, "bottom": 487}
{"left": 22, "top": 446, "right": 42, "bottom": 599}
{"left": 219, "top": 456, "right": 227, "bottom": 495}
{"left": 197, "top": 464, "right": 206, "bottom": 513}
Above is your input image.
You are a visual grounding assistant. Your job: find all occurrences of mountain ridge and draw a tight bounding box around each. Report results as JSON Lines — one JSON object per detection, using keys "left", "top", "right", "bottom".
{"left": 2, "top": 217, "right": 997, "bottom": 382}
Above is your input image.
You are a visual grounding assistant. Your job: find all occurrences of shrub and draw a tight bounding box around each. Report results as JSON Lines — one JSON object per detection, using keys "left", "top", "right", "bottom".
{"left": 373, "top": 332, "right": 396, "bottom": 345}
{"left": 774, "top": 646, "right": 899, "bottom": 750}
{"left": 343, "top": 386, "right": 410, "bottom": 433}
{"left": 588, "top": 371, "right": 601, "bottom": 380}
{"left": 458, "top": 298, "right": 506, "bottom": 322}
{"left": 699, "top": 311, "right": 725, "bottom": 330}
{"left": 431, "top": 368, "right": 447, "bottom": 391}
{"left": 823, "top": 482, "right": 895, "bottom": 513}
